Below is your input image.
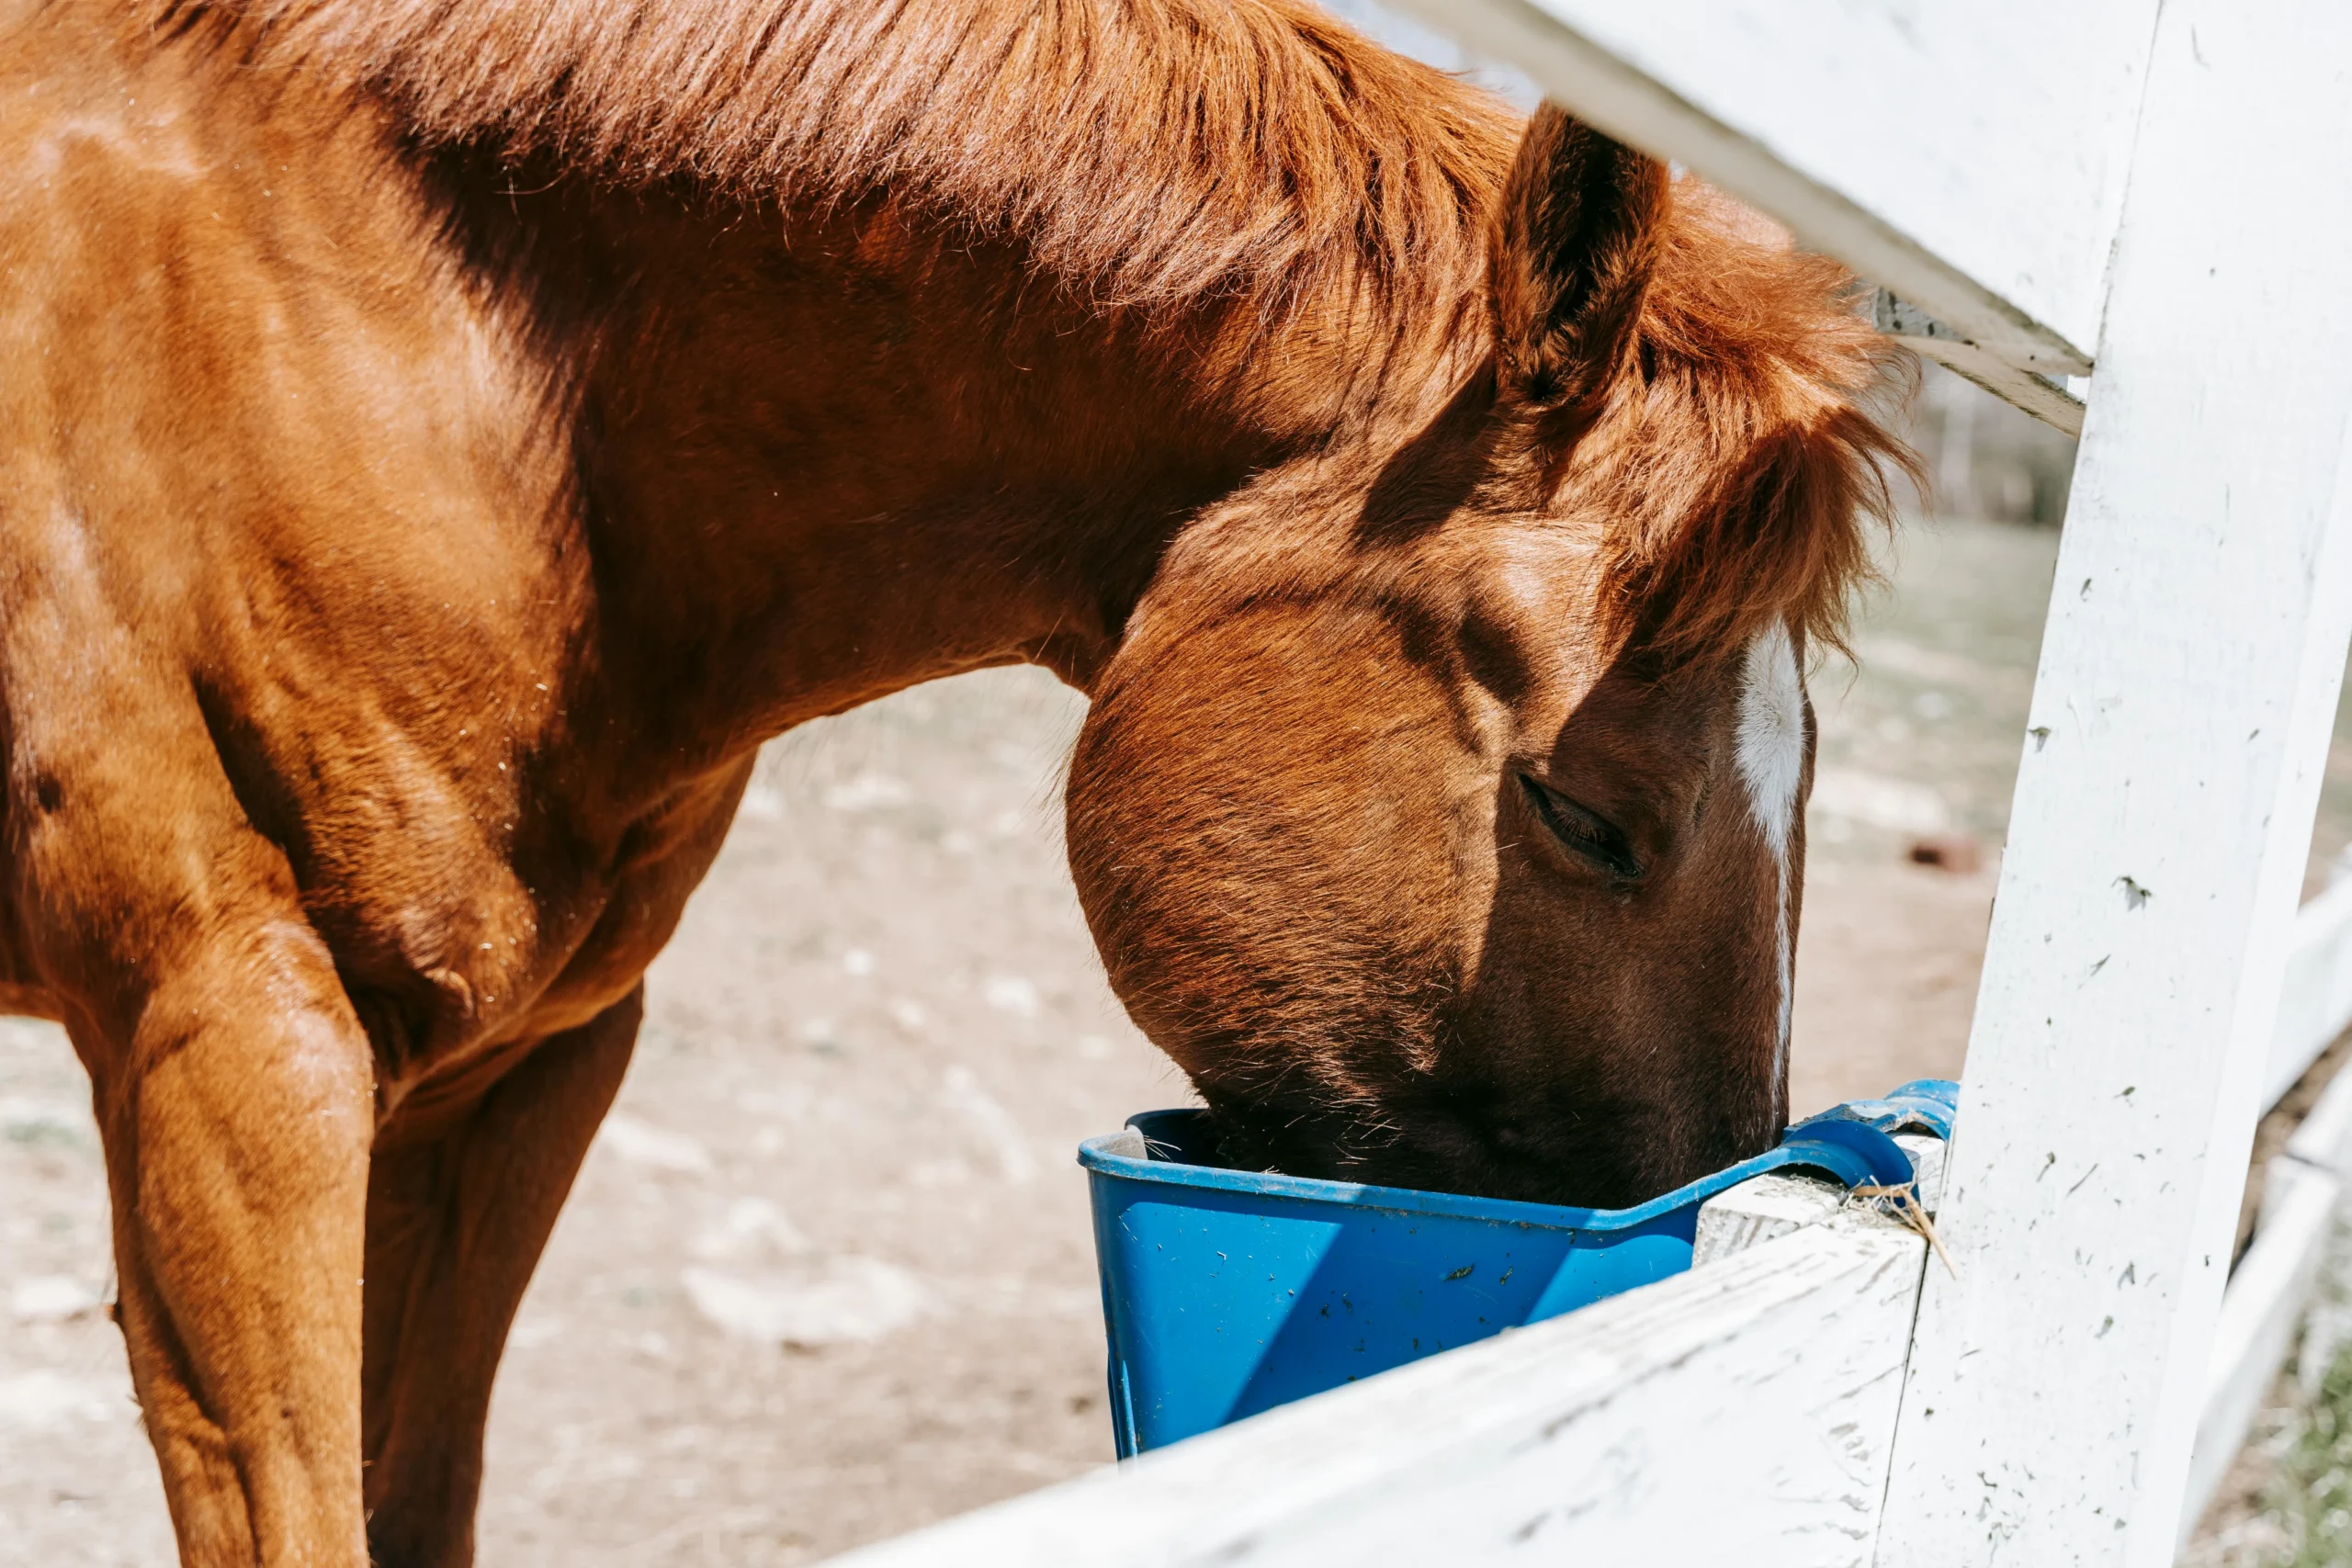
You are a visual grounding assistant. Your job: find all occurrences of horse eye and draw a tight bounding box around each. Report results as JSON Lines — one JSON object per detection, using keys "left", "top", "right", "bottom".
{"left": 1517, "top": 775, "right": 1643, "bottom": 879}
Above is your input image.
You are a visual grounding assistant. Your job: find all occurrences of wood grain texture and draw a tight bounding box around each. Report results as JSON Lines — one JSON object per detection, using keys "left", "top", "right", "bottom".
{"left": 1874, "top": 3, "right": 2352, "bottom": 1561}
{"left": 1389, "top": 0, "right": 2156, "bottom": 375}
{"left": 1869, "top": 293, "right": 2081, "bottom": 436}
{"left": 822, "top": 1212, "right": 1928, "bottom": 1568}
{"left": 1693, "top": 1170, "right": 1845, "bottom": 1268}
{"left": 1884, "top": 335, "right": 2085, "bottom": 438}
{"left": 1694, "top": 1134, "right": 1947, "bottom": 1268}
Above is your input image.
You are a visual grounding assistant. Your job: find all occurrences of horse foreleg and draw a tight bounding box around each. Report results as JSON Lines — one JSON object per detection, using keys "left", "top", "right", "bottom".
{"left": 87, "top": 940, "right": 376, "bottom": 1567}
{"left": 360, "top": 990, "right": 641, "bottom": 1568}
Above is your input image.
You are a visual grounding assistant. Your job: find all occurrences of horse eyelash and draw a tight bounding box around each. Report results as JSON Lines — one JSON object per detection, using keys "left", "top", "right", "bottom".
{"left": 1517, "top": 774, "right": 1643, "bottom": 879}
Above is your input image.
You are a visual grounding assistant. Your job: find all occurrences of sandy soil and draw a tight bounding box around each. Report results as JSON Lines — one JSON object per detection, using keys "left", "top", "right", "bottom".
{"left": 2, "top": 515, "right": 2332, "bottom": 1563}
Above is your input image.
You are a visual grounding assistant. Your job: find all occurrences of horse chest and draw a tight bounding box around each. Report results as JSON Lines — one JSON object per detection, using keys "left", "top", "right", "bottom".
{"left": 348, "top": 760, "right": 748, "bottom": 1132}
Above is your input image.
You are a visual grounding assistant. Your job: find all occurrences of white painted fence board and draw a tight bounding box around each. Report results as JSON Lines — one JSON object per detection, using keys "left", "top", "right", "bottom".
{"left": 1874, "top": 2, "right": 2352, "bottom": 1560}
{"left": 2267, "top": 875, "right": 2352, "bottom": 1110}
{"left": 823, "top": 1212, "right": 1927, "bottom": 1568}
{"left": 2182, "top": 1159, "right": 2339, "bottom": 1539}
{"left": 1883, "top": 332, "right": 2086, "bottom": 440}
{"left": 1871, "top": 291, "right": 2086, "bottom": 437}
{"left": 2177, "top": 938, "right": 2352, "bottom": 1537}
{"left": 1388, "top": 0, "right": 2156, "bottom": 377}
{"left": 2286, "top": 1049, "right": 2352, "bottom": 1175}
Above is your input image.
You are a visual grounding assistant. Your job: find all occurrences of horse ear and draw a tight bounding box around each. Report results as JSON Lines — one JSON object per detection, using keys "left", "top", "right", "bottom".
{"left": 1489, "top": 106, "right": 1668, "bottom": 423}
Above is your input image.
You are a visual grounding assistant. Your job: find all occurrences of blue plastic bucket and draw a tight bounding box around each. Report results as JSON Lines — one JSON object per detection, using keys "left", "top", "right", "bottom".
{"left": 1081, "top": 1080, "right": 1956, "bottom": 1455}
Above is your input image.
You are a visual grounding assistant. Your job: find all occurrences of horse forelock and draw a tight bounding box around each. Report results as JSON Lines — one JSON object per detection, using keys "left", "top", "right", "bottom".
{"left": 1165, "top": 186, "right": 1916, "bottom": 683}
{"left": 1572, "top": 195, "right": 1922, "bottom": 668}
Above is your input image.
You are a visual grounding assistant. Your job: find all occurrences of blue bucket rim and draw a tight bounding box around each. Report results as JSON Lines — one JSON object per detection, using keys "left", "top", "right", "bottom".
{"left": 1078, "top": 1078, "right": 1957, "bottom": 1235}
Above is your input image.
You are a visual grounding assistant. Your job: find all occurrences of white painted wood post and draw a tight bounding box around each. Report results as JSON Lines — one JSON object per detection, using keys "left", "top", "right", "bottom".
{"left": 1873, "top": 4, "right": 2352, "bottom": 1560}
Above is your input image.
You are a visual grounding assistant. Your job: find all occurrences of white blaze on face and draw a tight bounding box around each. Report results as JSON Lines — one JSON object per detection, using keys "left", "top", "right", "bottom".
{"left": 1736, "top": 623, "right": 1805, "bottom": 1080}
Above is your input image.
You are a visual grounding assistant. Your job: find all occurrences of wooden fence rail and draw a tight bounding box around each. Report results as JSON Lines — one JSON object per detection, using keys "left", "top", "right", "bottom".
{"left": 2180, "top": 877, "right": 2352, "bottom": 1534}
{"left": 817, "top": 885, "right": 2352, "bottom": 1565}
{"left": 829, "top": 1197, "right": 1932, "bottom": 1567}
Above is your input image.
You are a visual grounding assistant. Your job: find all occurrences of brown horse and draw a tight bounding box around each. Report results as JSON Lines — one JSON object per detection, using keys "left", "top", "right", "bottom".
{"left": 0, "top": 0, "right": 1910, "bottom": 1560}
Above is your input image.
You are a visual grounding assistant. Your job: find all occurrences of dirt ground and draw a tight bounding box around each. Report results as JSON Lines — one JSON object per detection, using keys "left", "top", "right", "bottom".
{"left": 5, "top": 513, "right": 2345, "bottom": 1563}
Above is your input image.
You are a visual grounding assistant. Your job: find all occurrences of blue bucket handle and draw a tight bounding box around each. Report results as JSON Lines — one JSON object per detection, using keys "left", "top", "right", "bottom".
{"left": 1768, "top": 1077, "right": 1958, "bottom": 1191}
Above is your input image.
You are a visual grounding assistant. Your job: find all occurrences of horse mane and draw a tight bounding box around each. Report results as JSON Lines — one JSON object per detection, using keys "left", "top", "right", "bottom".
{"left": 161, "top": 0, "right": 1910, "bottom": 662}
{"left": 163, "top": 0, "right": 1521, "bottom": 331}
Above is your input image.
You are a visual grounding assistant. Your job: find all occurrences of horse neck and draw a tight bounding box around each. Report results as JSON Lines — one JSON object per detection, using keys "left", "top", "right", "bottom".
{"left": 543, "top": 184, "right": 1483, "bottom": 749}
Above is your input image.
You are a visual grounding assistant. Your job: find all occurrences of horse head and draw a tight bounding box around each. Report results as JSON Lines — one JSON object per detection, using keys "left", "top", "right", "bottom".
{"left": 1068, "top": 108, "right": 1915, "bottom": 1208}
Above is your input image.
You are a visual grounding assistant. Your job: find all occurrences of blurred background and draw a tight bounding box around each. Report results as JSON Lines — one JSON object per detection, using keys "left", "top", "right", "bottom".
{"left": 5, "top": 8, "right": 2347, "bottom": 1563}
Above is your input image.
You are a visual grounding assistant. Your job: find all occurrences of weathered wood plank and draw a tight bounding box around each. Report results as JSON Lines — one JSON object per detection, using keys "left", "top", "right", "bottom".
{"left": 2182, "top": 1159, "right": 2340, "bottom": 1539}
{"left": 2267, "top": 876, "right": 2352, "bottom": 1110}
{"left": 1387, "top": 0, "right": 2156, "bottom": 377}
{"left": 2183, "top": 1060, "right": 2352, "bottom": 1536}
{"left": 822, "top": 1211, "right": 1927, "bottom": 1568}
{"left": 1693, "top": 1134, "right": 1947, "bottom": 1268}
{"left": 2286, "top": 1049, "right": 2352, "bottom": 1175}
{"left": 1873, "top": 2, "right": 2352, "bottom": 1560}
{"left": 1691, "top": 1170, "right": 1846, "bottom": 1268}
{"left": 1871, "top": 292, "right": 2085, "bottom": 438}
{"left": 2179, "top": 995, "right": 2352, "bottom": 1532}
